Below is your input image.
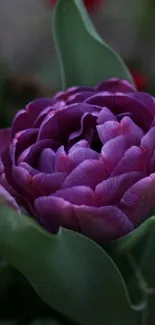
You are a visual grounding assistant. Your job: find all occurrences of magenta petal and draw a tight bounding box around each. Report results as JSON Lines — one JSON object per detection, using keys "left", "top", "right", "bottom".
{"left": 32, "top": 172, "right": 67, "bottom": 195}
{"left": 95, "top": 172, "right": 143, "bottom": 206}
{"left": 37, "top": 148, "right": 55, "bottom": 173}
{"left": 74, "top": 205, "right": 133, "bottom": 242}
{"left": 96, "top": 78, "right": 136, "bottom": 93}
{"left": 62, "top": 159, "right": 108, "bottom": 190}
{"left": 120, "top": 174, "right": 155, "bottom": 225}
{"left": 0, "top": 128, "right": 11, "bottom": 151}
{"left": 111, "top": 146, "right": 147, "bottom": 176}
{"left": 0, "top": 184, "right": 20, "bottom": 212}
{"left": 54, "top": 186, "right": 94, "bottom": 205}
{"left": 34, "top": 196, "right": 77, "bottom": 233}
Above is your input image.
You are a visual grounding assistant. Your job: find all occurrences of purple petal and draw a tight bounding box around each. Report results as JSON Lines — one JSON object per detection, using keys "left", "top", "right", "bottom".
{"left": 37, "top": 104, "right": 85, "bottom": 142}
{"left": 32, "top": 172, "right": 67, "bottom": 195}
{"left": 11, "top": 99, "right": 54, "bottom": 138}
{"left": 69, "top": 112, "right": 97, "bottom": 143}
{"left": 37, "top": 148, "right": 55, "bottom": 173}
{"left": 53, "top": 186, "right": 94, "bottom": 205}
{"left": 69, "top": 140, "right": 89, "bottom": 152}
{"left": 54, "top": 86, "right": 93, "bottom": 101}
{"left": 11, "top": 129, "right": 38, "bottom": 164}
{"left": 128, "top": 92, "right": 155, "bottom": 116}
{"left": 101, "top": 135, "right": 136, "bottom": 173}
{"left": 120, "top": 174, "right": 155, "bottom": 225}
{"left": 24, "top": 140, "right": 58, "bottom": 167}
{"left": 34, "top": 196, "right": 77, "bottom": 233}
{"left": 55, "top": 146, "right": 73, "bottom": 173}
{"left": 68, "top": 147, "right": 99, "bottom": 168}
{"left": 97, "top": 107, "right": 116, "bottom": 124}
{"left": 0, "top": 184, "right": 20, "bottom": 212}
{"left": 141, "top": 127, "right": 155, "bottom": 160}
{"left": 62, "top": 159, "right": 108, "bottom": 190}
{"left": 97, "top": 121, "right": 121, "bottom": 144}
{"left": 66, "top": 92, "right": 96, "bottom": 105}
{"left": 111, "top": 146, "right": 147, "bottom": 176}
{"left": 96, "top": 78, "right": 136, "bottom": 93}
{"left": 120, "top": 117, "right": 144, "bottom": 141}
{"left": 86, "top": 93, "right": 153, "bottom": 130}
{"left": 12, "top": 165, "right": 36, "bottom": 199}
{"left": 74, "top": 205, "right": 133, "bottom": 242}
{"left": 0, "top": 128, "right": 11, "bottom": 152}
{"left": 95, "top": 172, "right": 143, "bottom": 206}
{"left": 19, "top": 162, "right": 39, "bottom": 176}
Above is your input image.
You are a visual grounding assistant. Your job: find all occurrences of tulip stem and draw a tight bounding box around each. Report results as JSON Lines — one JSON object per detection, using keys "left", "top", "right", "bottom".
{"left": 141, "top": 300, "right": 149, "bottom": 325}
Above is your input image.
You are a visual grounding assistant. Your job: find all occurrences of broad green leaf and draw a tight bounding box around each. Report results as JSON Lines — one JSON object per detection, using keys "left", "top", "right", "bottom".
{"left": 113, "top": 217, "right": 155, "bottom": 254}
{"left": 53, "top": 0, "right": 134, "bottom": 89}
{"left": 0, "top": 206, "right": 140, "bottom": 325}
{"left": 112, "top": 216, "right": 155, "bottom": 297}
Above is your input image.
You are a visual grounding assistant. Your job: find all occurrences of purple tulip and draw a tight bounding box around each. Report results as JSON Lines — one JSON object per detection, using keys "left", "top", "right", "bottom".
{"left": 0, "top": 78, "right": 155, "bottom": 243}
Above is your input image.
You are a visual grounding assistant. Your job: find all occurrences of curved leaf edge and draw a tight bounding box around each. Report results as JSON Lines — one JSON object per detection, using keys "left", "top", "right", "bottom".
{"left": 0, "top": 205, "right": 142, "bottom": 315}
{"left": 52, "top": 0, "right": 135, "bottom": 89}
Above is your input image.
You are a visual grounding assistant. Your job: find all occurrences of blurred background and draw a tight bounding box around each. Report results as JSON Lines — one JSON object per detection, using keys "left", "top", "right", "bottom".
{"left": 0, "top": 0, "right": 154, "bottom": 127}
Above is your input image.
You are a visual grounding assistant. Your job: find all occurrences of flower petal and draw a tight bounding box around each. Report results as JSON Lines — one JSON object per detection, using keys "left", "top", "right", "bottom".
{"left": 34, "top": 196, "right": 77, "bottom": 233}
{"left": 101, "top": 135, "right": 136, "bottom": 173}
{"left": 32, "top": 172, "right": 67, "bottom": 195}
{"left": 37, "top": 148, "right": 55, "bottom": 173}
{"left": 111, "top": 146, "right": 147, "bottom": 176}
{"left": 95, "top": 172, "right": 143, "bottom": 206}
{"left": 96, "top": 78, "right": 136, "bottom": 93}
{"left": 0, "top": 184, "right": 20, "bottom": 212}
{"left": 120, "top": 174, "right": 155, "bottom": 225}
{"left": 62, "top": 159, "right": 108, "bottom": 190}
{"left": 141, "top": 127, "right": 155, "bottom": 160}
{"left": 97, "top": 107, "right": 116, "bottom": 124}
{"left": 54, "top": 186, "right": 94, "bottom": 205}
{"left": 74, "top": 205, "right": 133, "bottom": 242}
{"left": 11, "top": 99, "right": 54, "bottom": 138}
{"left": 0, "top": 128, "right": 11, "bottom": 152}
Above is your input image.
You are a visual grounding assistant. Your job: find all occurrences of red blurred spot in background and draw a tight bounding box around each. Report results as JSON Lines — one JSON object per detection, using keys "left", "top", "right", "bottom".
{"left": 47, "top": 0, "right": 103, "bottom": 11}
{"left": 131, "top": 70, "right": 147, "bottom": 91}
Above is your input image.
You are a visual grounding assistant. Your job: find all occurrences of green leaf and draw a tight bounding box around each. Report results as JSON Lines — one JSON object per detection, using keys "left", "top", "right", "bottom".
{"left": 112, "top": 216, "right": 155, "bottom": 296}
{"left": 0, "top": 206, "right": 140, "bottom": 325}
{"left": 113, "top": 217, "right": 155, "bottom": 254}
{"left": 53, "top": 0, "right": 134, "bottom": 89}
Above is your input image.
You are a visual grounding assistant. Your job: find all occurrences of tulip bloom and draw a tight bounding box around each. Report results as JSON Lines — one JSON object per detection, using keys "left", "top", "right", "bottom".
{"left": 0, "top": 78, "right": 155, "bottom": 243}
